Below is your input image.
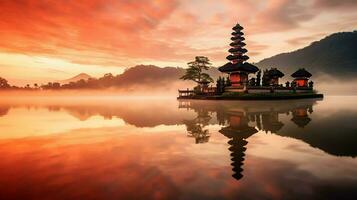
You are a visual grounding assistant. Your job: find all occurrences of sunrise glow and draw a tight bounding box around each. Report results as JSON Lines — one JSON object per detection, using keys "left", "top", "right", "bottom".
{"left": 1, "top": 0, "right": 356, "bottom": 85}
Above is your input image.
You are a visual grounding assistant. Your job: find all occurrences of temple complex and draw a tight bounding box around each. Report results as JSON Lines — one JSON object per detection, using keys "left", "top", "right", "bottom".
{"left": 178, "top": 23, "right": 323, "bottom": 100}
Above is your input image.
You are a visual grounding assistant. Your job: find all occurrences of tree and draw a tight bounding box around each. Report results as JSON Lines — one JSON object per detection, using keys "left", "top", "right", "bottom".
{"left": 0, "top": 77, "right": 10, "bottom": 89}
{"left": 180, "top": 56, "right": 213, "bottom": 84}
{"left": 256, "top": 70, "right": 261, "bottom": 86}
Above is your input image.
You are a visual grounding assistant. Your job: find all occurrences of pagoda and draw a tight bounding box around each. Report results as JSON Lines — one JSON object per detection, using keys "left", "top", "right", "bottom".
{"left": 218, "top": 23, "right": 259, "bottom": 89}
{"left": 291, "top": 68, "right": 312, "bottom": 87}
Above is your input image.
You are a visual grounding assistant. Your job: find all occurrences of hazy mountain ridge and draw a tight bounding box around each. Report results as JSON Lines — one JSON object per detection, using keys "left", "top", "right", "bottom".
{"left": 60, "top": 73, "right": 92, "bottom": 84}
{"left": 115, "top": 65, "right": 221, "bottom": 86}
{"left": 256, "top": 31, "right": 357, "bottom": 79}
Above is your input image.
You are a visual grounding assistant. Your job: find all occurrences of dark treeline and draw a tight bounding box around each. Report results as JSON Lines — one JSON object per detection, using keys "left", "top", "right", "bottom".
{"left": 0, "top": 73, "right": 123, "bottom": 90}
{"left": 0, "top": 64, "right": 219, "bottom": 90}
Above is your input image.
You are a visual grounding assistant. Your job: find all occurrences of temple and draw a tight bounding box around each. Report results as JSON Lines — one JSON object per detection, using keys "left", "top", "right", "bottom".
{"left": 218, "top": 23, "right": 259, "bottom": 91}
{"left": 291, "top": 68, "right": 312, "bottom": 87}
{"left": 178, "top": 23, "right": 323, "bottom": 100}
{"left": 263, "top": 68, "right": 285, "bottom": 86}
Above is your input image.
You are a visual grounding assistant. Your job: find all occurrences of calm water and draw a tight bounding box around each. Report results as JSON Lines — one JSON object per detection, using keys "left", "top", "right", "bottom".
{"left": 0, "top": 96, "right": 356, "bottom": 200}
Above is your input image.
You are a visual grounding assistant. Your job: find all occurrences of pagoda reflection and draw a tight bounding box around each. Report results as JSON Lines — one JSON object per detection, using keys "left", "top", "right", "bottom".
{"left": 219, "top": 110, "right": 258, "bottom": 180}
{"left": 179, "top": 99, "right": 317, "bottom": 180}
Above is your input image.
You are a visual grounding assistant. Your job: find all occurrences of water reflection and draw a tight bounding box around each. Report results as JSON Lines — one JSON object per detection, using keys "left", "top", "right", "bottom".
{"left": 0, "top": 97, "right": 356, "bottom": 158}
{"left": 178, "top": 99, "right": 357, "bottom": 158}
{"left": 179, "top": 99, "right": 318, "bottom": 180}
{"left": 0, "top": 97, "right": 357, "bottom": 199}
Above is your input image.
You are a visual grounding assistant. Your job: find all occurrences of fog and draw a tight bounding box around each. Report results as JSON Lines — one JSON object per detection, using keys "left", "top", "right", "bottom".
{"left": 1, "top": 77, "right": 356, "bottom": 96}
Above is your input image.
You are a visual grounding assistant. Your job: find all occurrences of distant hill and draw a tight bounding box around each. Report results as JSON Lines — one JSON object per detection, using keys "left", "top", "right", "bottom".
{"left": 256, "top": 31, "right": 357, "bottom": 79}
{"left": 114, "top": 65, "right": 221, "bottom": 87}
{"left": 109, "top": 65, "right": 221, "bottom": 93}
{"left": 54, "top": 65, "right": 222, "bottom": 93}
{"left": 60, "top": 73, "right": 92, "bottom": 84}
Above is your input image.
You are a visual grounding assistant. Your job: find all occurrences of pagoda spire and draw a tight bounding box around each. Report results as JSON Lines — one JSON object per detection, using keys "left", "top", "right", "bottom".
{"left": 227, "top": 23, "right": 249, "bottom": 64}
{"left": 218, "top": 23, "right": 259, "bottom": 87}
{"left": 228, "top": 137, "right": 248, "bottom": 180}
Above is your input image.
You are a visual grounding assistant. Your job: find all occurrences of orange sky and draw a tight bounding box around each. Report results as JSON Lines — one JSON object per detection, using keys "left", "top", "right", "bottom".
{"left": 0, "top": 0, "right": 357, "bottom": 85}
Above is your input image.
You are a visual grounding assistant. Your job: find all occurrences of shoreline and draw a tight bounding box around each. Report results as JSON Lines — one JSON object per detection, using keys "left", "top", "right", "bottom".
{"left": 177, "top": 93, "right": 324, "bottom": 101}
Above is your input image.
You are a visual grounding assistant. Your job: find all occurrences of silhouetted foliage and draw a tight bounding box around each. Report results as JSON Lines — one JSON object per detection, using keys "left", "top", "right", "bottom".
{"left": 0, "top": 77, "right": 10, "bottom": 89}
{"left": 1, "top": 65, "right": 223, "bottom": 90}
{"left": 184, "top": 120, "right": 210, "bottom": 144}
{"left": 180, "top": 56, "right": 214, "bottom": 85}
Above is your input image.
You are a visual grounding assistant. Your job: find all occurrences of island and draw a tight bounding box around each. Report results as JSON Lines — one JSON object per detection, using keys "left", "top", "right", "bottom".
{"left": 178, "top": 23, "right": 323, "bottom": 100}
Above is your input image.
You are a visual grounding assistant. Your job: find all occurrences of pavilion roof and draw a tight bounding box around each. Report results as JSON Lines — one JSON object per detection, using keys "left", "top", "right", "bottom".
{"left": 291, "top": 68, "right": 312, "bottom": 78}
{"left": 218, "top": 62, "right": 259, "bottom": 73}
{"left": 291, "top": 116, "right": 311, "bottom": 128}
{"left": 267, "top": 68, "right": 284, "bottom": 78}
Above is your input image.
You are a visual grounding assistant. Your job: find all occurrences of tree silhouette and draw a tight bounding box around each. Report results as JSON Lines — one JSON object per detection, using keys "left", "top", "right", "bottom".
{"left": 180, "top": 56, "right": 213, "bottom": 85}
{"left": 184, "top": 120, "right": 211, "bottom": 144}
{"left": 256, "top": 70, "right": 261, "bottom": 86}
{"left": 0, "top": 77, "right": 10, "bottom": 89}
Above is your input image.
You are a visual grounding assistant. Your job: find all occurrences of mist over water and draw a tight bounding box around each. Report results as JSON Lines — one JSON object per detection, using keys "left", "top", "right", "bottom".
{"left": 0, "top": 95, "right": 356, "bottom": 199}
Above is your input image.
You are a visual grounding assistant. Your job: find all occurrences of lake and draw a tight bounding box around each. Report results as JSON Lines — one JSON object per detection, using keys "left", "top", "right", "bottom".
{"left": 0, "top": 96, "right": 356, "bottom": 200}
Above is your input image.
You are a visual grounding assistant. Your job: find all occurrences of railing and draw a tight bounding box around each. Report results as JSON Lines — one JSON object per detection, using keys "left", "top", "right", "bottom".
{"left": 179, "top": 85, "right": 313, "bottom": 97}
{"left": 178, "top": 89, "right": 195, "bottom": 97}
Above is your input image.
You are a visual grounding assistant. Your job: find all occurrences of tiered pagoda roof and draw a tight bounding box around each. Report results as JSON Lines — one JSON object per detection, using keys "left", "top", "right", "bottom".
{"left": 219, "top": 62, "right": 259, "bottom": 73}
{"left": 291, "top": 68, "right": 312, "bottom": 78}
{"left": 219, "top": 23, "right": 259, "bottom": 74}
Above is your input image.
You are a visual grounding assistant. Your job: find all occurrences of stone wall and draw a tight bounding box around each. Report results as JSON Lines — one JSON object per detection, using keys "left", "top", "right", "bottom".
{"left": 225, "top": 86, "right": 313, "bottom": 93}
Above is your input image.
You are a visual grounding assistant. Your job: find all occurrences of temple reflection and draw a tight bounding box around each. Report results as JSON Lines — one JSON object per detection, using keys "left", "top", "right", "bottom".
{"left": 1, "top": 98, "right": 356, "bottom": 158}
{"left": 180, "top": 100, "right": 316, "bottom": 180}
{"left": 219, "top": 110, "right": 258, "bottom": 180}
{"left": 180, "top": 100, "right": 212, "bottom": 144}
{"left": 291, "top": 105, "right": 313, "bottom": 128}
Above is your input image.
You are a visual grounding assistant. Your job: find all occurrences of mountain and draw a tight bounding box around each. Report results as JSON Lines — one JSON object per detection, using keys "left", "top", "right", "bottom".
{"left": 256, "top": 31, "right": 357, "bottom": 79}
{"left": 114, "top": 64, "right": 221, "bottom": 86}
{"left": 54, "top": 65, "right": 221, "bottom": 94}
{"left": 110, "top": 65, "right": 221, "bottom": 93}
{"left": 60, "top": 73, "right": 92, "bottom": 84}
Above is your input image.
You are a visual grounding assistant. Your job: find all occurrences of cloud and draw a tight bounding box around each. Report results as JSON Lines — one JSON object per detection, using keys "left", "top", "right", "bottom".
{"left": 0, "top": 0, "right": 181, "bottom": 66}
{"left": 248, "top": 0, "right": 315, "bottom": 32}
{"left": 313, "top": 0, "right": 357, "bottom": 10}
{"left": 286, "top": 33, "right": 327, "bottom": 46}
{"left": 0, "top": 0, "right": 356, "bottom": 77}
